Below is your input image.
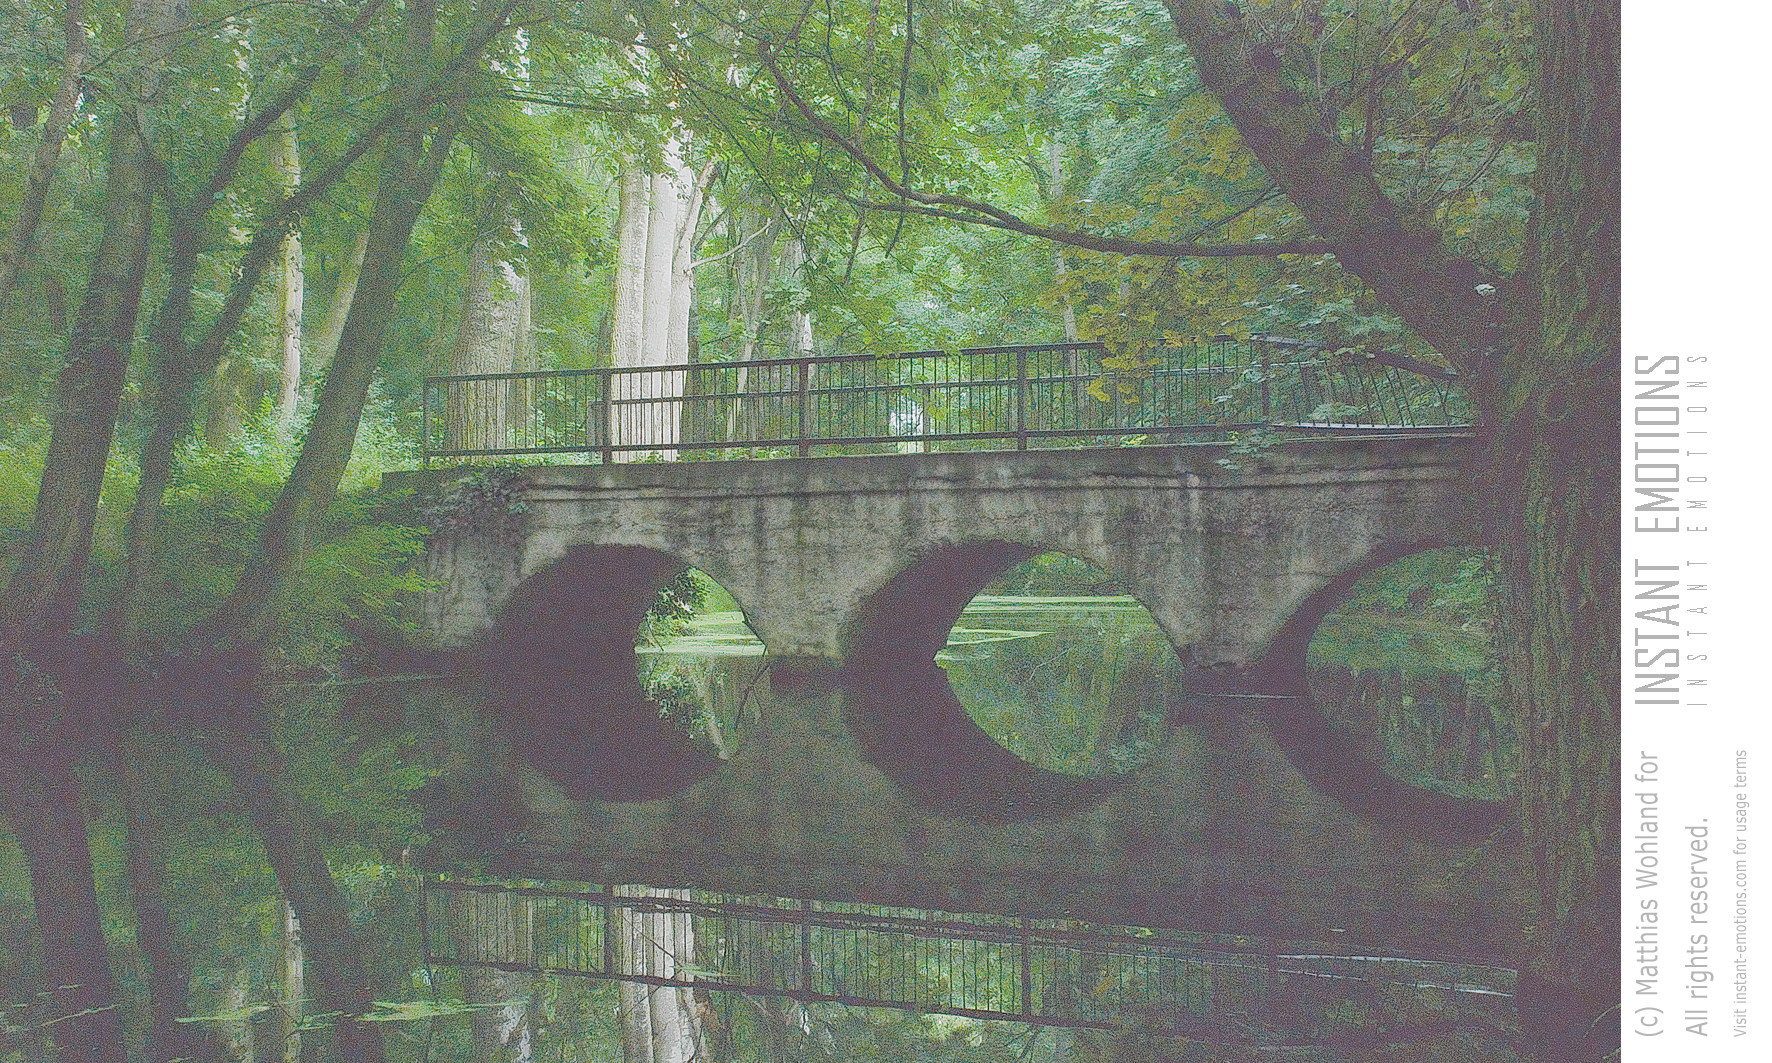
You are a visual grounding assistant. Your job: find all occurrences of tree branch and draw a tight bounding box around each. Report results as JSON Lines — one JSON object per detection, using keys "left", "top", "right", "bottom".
{"left": 760, "top": 46, "right": 1331, "bottom": 259}
{"left": 1162, "top": 0, "right": 1509, "bottom": 373}
{"left": 848, "top": 196, "right": 1327, "bottom": 257}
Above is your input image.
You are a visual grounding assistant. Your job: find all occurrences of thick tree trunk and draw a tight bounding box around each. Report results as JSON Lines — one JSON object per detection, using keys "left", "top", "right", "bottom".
{"left": 1157, "top": 3, "right": 1619, "bottom": 1057}
{"left": 640, "top": 160, "right": 682, "bottom": 458}
{"left": 0, "top": 747, "right": 124, "bottom": 1063}
{"left": 1491, "top": 2, "right": 1621, "bottom": 1057}
{"left": 611, "top": 161, "right": 651, "bottom": 458}
{"left": 446, "top": 237, "right": 527, "bottom": 450}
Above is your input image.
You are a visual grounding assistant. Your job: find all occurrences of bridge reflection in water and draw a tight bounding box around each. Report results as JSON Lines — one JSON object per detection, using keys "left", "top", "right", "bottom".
{"left": 425, "top": 879, "right": 1513, "bottom": 1048}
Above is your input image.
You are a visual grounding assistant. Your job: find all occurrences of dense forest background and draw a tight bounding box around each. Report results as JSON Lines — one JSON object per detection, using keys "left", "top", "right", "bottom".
{"left": 0, "top": 1, "right": 1616, "bottom": 1062}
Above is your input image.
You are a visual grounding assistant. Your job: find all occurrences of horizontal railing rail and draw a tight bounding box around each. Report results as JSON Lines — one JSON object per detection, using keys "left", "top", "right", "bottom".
{"left": 421, "top": 339, "right": 1474, "bottom": 463}
{"left": 423, "top": 879, "right": 1513, "bottom": 1046}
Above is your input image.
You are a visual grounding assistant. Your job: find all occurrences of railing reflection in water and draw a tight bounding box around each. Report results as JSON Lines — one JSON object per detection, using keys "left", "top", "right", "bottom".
{"left": 424, "top": 879, "right": 1513, "bottom": 1045}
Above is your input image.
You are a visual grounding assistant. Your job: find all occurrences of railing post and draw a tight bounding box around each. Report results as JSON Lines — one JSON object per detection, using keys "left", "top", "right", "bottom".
{"left": 418, "top": 878, "right": 433, "bottom": 964}
{"left": 1016, "top": 348, "right": 1029, "bottom": 450}
{"left": 603, "top": 885, "right": 615, "bottom": 977}
{"left": 799, "top": 898, "right": 814, "bottom": 993}
{"left": 600, "top": 369, "right": 615, "bottom": 464}
{"left": 1020, "top": 913, "right": 1033, "bottom": 1019}
{"left": 421, "top": 381, "right": 433, "bottom": 466}
{"left": 1259, "top": 339, "right": 1272, "bottom": 421}
{"left": 797, "top": 358, "right": 812, "bottom": 457}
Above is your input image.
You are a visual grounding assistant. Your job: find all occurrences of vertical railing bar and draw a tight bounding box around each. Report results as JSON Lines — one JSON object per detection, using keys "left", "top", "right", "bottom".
{"left": 800, "top": 897, "right": 813, "bottom": 993}
{"left": 600, "top": 369, "right": 615, "bottom": 463}
{"left": 1016, "top": 347, "right": 1029, "bottom": 450}
{"left": 603, "top": 885, "right": 615, "bottom": 977}
{"left": 422, "top": 381, "right": 433, "bottom": 466}
{"left": 1020, "top": 913, "right": 1033, "bottom": 1019}
{"left": 418, "top": 877, "right": 434, "bottom": 965}
{"left": 797, "top": 357, "right": 811, "bottom": 457}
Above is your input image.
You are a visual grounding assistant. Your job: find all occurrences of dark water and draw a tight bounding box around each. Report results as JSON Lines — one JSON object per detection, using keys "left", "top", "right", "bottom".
{"left": 642, "top": 581, "right": 1513, "bottom": 796}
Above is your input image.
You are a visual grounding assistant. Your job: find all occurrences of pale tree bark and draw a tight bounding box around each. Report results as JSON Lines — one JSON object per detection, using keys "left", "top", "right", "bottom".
{"left": 616, "top": 888, "right": 704, "bottom": 1063}
{"left": 639, "top": 157, "right": 681, "bottom": 457}
{"left": 723, "top": 202, "right": 777, "bottom": 442}
{"left": 310, "top": 230, "right": 370, "bottom": 373}
{"left": 0, "top": 0, "right": 89, "bottom": 308}
{"left": 272, "top": 111, "right": 305, "bottom": 434}
{"left": 207, "top": 17, "right": 264, "bottom": 445}
{"left": 666, "top": 158, "right": 717, "bottom": 366}
{"left": 272, "top": 902, "right": 304, "bottom": 1063}
{"left": 611, "top": 141, "right": 706, "bottom": 460}
{"left": 221, "top": 967, "right": 256, "bottom": 1063}
{"left": 448, "top": 890, "right": 534, "bottom": 1063}
{"left": 446, "top": 234, "right": 528, "bottom": 450}
{"left": 1044, "top": 140, "right": 1078, "bottom": 346}
{"left": 779, "top": 234, "right": 813, "bottom": 364}
{"left": 611, "top": 160, "right": 651, "bottom": 457}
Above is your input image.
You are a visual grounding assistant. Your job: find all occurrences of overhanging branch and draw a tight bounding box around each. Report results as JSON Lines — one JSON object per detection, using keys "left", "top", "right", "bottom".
{"left": 759, "top": 44, "right": 1333, "bottom": 260}
{"left": 849, "top": 196, "right": 1327, "bottom": 258}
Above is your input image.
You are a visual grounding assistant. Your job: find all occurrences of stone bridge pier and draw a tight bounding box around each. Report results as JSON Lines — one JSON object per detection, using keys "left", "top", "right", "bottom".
{"left": 402, "top": 434, "right": 1533, "bottom": 962}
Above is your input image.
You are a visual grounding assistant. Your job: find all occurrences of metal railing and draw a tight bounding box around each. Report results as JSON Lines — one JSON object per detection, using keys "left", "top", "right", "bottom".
{"left": 423, "top": 880, "right": 1513, "bottom": 1046}
{"left": 421, "top": 339, "right": 1473, "bottom": 463}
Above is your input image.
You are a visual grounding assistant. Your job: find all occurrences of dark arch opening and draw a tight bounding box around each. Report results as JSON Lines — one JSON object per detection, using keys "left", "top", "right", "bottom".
{"left": 1247, "top": 542, "right": 1513, "bottom": 843}
{"left": 843, "top": 542, "right": 1137, "bottom": 821}
{"left": 479, "top": 545, "right": 747, "bottom": 801}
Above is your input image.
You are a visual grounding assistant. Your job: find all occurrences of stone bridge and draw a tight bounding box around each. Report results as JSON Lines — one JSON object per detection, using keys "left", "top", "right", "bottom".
{"left": 399, "top": 432, "right": 1531, "bottom": 963}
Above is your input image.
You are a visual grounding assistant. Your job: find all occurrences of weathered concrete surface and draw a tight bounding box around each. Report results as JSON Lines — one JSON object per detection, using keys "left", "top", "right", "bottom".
{"left": 413, "top": 434, "right": 1477, "bottom": 665}
{"left": 397, "top": 435, "right": 1531, "bottom": 962}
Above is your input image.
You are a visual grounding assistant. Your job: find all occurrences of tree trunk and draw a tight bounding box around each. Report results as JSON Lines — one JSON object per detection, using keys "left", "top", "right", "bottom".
{"left": 1156, "top": 5, "right": 1619, "bottom": 1056}
{"left": 0, "top": 0, "right": 89, "bottom": 308}
{"left": 272, "top": 902, "right": 304, "bottom": 1063}
{"left": 0, "top": 747, "right": 124, "bottom": 1063}
{"left": 446, "top": 236, "right": 527, "bottom": 450}
{"left": 115, "top": 738, "right": 203, "bottom": 1063}
{"left": 615, "top": 888, "right": 703, "bottom": 1063}
{"left": 611, "top": 161, "right": 650, "bottom": 458}
{"left": 1043, "top": 140, "right": 1078, "bottom": 346}
{"left": 199, "top": 723, "right": 385, "bottom": 1063}
{"left": 448, "top": 890, "right": 533, "bottom": 1063}
{"left": 640, "top": 159, "right": 681, "bottom": 458}
{"left": 0, "top": 6, "right": 168, "bottom": 1058}
{"left": 272, "top": 111, "right": 305, "bottom": 434}
{"left": 310, "top": 231, "right": 370, "bottom": 373}
{"left": 724, "top": 206, "right": 776, "bottom": 443}
{"left": 220, "top": 967, "right": 256, "bottom": 1063}
{"left": 1491, "top": 3, "right": 1621, "bottom": 1056}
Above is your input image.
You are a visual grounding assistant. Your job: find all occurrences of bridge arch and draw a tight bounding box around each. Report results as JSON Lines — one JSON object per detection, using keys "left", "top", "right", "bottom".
{"left": 1244, "top": 539, "right": 1512, "bottom": 843}
{"left": 841, "top": 541, "right": 1182, "bottom": 821}
{"left": 479, "top": 543, "right": 753, "bottom": 802}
